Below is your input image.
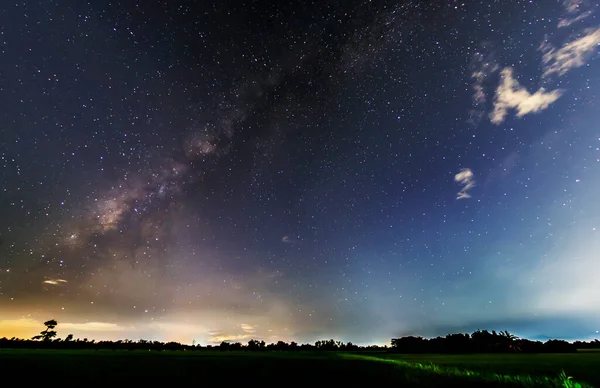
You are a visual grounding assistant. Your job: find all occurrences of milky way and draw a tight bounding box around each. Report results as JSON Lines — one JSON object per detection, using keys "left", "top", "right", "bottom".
{"left": 1, "top": 0, "right": 599, "bottom": 345}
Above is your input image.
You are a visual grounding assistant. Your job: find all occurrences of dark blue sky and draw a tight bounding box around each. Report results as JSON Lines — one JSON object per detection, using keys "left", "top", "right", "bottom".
{"left": 0, "top": 0, "right": 599, "bottom": 344}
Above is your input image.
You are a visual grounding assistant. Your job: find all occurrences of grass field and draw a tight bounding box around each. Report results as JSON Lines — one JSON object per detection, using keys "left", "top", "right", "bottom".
{"left": 351, "top": 353, "right": 600, "bottom": 387}
{"left": 0, "top": 349, "right": 598, "bottom": 387}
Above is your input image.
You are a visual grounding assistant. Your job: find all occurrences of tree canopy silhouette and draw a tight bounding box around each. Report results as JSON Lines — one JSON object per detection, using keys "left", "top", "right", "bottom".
{"left": 32, "top": 319, "right": 58, "bottom": 342}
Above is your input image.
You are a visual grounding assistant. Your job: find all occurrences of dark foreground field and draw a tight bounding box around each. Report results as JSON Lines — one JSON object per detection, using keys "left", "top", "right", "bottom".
{"left": 0, "top": 349, "right": 598, "bottom": 387}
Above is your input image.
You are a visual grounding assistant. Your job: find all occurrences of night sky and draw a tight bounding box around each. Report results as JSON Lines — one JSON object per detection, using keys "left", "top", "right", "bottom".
{"left": 1, "top": 0, "right": 599, "bottom": 345}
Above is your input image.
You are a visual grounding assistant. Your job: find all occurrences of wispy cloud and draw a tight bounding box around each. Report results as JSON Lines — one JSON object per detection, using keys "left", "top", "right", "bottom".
{"left": 208, "top": 333, "right": 252, "bottom": 343}
{"left": 282, "top": 235, "right": 299, "bottom": 244}
{"left": 454, "top": 168, "right": 475, "bottom": 200}
{"left": 240, "top": 323, "right": 256, "bottom": 334}
{"left": 470, "top": 62, "right": 499, "bottom": 106}
{"left": 490, "top": 68, "right": 563, "bottom": 124}
{"left": 42, "top": 278, "right": 67, "bottom": 286}
{"left": 558, "top": 10, "right": 593, "bottom": 28}
{"left": 563, "top": 0, "right": 584, "bottom": 14}
{"left": 542, "top": 28, "right": 600, "bottom": 77}
{"left": 468, "top": 47, "right": 499, "bottom": 127}
{"left": 60, "top": 322, "right": 125, "bottom": 332}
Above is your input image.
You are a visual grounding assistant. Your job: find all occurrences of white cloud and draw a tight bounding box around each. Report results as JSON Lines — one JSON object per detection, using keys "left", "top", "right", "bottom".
{"left": 490, "top": 68, "right": 563, "bottom": 124}
{"left": 454, "top": 168, "right": 475, "bottom": 200}
{"left": 478, "top": 2, "right": 596, "bottom": 125}
{"left": 454, "top": 168, "right": 473, "bottom": 183}
{"left": 240, "top": 323, "right": 256, "bottom": 333}
{"left": 558, "top": 10, "right": 593, "bottom": 28}
{"left": 43, "top": 278, "right": 67, "bottom": 286}
{"left": 208, "top": 334, "right": 252, "bottom": 343}
{"left": 542, "top": 28, "right": 600, "bottom": 77}
{"left": 60, "top": 322, "right": 125, "bottom": 332}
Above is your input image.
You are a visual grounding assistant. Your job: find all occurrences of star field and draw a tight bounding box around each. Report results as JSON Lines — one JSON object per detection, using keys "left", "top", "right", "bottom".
{"left": 0, "top": 0, "right": 599, "bottom": 345}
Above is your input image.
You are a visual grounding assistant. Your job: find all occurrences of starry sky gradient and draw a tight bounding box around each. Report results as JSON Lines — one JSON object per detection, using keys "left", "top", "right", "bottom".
{"left": 1, "top": 0, "right": 599, "bottom": 345}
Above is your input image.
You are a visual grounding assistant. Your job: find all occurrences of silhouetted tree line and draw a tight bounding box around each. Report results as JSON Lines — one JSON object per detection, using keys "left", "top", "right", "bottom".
{"left": 0, "top": 336, "right": 379, "bottom": 352}
{"left": 217, "top": 339, "right": 368, "bottom": 351}
{"left": 1, "top": 320, "right": 598, "bottom": 353}
{"left": 573, "top": 339, "right": 600, "bottom": 350}
{"left": 0, "top": 319, "right": 382, "bottom": 351}
{"left": 390, "top": 329, "right": 598, "bottom": 353}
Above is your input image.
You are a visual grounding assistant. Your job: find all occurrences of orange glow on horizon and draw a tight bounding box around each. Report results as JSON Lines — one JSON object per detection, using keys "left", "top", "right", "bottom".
{"left": 0, "top": 318, "right": 41, "bottom": 339}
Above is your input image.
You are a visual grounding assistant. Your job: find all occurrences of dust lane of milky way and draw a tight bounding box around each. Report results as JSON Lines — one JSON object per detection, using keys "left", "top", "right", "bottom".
{"left": 1, "top": 0, "right": 599, "bottom": 344}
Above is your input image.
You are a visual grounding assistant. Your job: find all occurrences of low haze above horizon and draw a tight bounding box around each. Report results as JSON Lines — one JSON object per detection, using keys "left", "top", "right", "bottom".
{"left": 1, "top": 0, "right": 599, "bottom": 345}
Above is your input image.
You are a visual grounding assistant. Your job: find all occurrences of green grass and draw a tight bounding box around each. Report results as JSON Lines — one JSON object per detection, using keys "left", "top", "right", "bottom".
{"left": 373, "top": 353, "right": 600, "bottom": 386}
{"left": 343, "top": 353, "right": 598, "bottom": 388}
{"left": 0, "top": 349, "right": 598, "bottom": 387}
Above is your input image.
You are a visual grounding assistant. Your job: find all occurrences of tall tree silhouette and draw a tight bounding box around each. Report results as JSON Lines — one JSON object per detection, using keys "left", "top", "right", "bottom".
{"left": 500, "top": 330, "right": 520, "bottom": 352}
{"left": 32, "top": 320, "right": 58, "bottom": 341}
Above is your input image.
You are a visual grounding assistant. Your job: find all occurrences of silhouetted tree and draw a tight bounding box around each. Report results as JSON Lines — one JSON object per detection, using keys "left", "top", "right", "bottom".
{"left": 391, "top": 336, "right": 428, "bottom": 353}
{"left": 32, "top": 319, "right": 58, "bottom": 342}
{"left": 499, "top": 330, "right": 520, "bottom": 352}
{"left": 445, "top": 333, "right": 471, "bottom": 353}
{"left": 315, "top": 339, "right": 338, "bottom": 350}
{"left": 247, "top": 339, "right": 264, "bottom": 351}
